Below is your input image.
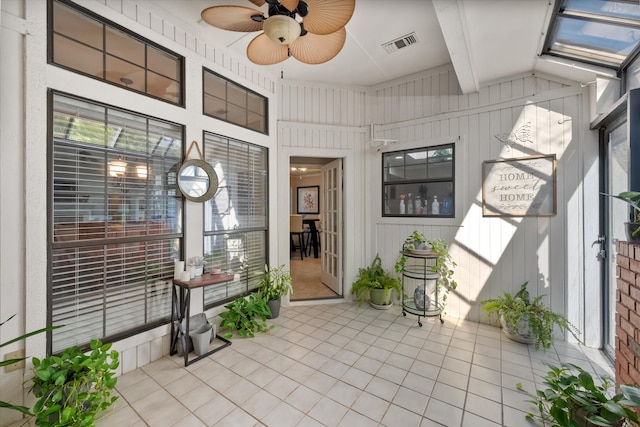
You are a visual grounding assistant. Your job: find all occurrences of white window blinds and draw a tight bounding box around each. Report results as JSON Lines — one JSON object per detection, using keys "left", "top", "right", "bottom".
{"left": 50, "top": 93, "right": 183, "bottom": 353}
{"left": 202, "top": 133, "right": 268, "bottom": 308}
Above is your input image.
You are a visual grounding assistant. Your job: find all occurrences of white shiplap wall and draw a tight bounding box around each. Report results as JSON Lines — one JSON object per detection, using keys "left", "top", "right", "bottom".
{"left": 280, "top": 67, "right": 595, "bottom": 345}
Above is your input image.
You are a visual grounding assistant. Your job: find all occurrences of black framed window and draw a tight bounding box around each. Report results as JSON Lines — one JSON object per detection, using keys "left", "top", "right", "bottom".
{"left": 202, "top": 133, "right": 268, "bottom": 309}
{"left": 542, "top": 0, "right": 640, "bottom": 71}
{"left": 49, "top": 92, "right": 183, "bottom": 353}
{"left": 203, "top": 68, "right": 268, "bottom": 134}
{"left": 383, "top": 144, "right": 455, "bottom": 217}
{"left": 49, "top": 0, "right": 184, "bottom": 105}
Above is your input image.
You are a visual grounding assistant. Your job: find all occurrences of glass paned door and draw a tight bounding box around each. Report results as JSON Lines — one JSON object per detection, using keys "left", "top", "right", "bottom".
{"left": 603, "top": 120, "right": 629, "bottom": 359}
{"left": 320, "top": 158, "right": 343, "bottom": 295}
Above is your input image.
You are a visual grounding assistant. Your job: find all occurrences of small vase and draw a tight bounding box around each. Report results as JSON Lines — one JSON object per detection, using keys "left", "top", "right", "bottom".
{"left": 194, "top": 266, "right": 203, "bottom": 277}
{"left": 414, "top": 286, "right": 430, "bottom": 310}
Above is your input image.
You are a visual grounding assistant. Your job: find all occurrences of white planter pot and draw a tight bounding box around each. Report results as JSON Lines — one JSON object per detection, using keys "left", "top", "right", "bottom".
{"left": 500, "top": 314, "right": 536, "bottom": 345}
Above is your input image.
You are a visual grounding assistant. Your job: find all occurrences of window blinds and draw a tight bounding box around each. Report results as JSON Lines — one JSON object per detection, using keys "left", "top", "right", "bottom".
{"left": 202, "top": 133, "right": 268, "bottom": 309}
{"left": 50, "top": 93, "right": 183, "bottom": 353}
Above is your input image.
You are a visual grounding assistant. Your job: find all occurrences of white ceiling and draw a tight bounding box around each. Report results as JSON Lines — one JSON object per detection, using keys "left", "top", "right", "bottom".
{"left": 147, "top": 0, "right": 604, "bottom": 91}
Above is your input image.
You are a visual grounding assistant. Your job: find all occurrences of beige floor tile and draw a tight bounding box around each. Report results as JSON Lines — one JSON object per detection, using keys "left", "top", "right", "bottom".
{"left": 351, "top": 392, "right": 390, "bottom": 422}
{"left": 261, "top": 401, "right": 305, "bottom": 427}
{"left": 93, "top": 302, "right": 611, "bottom": 427}
{"left": 307, "top": 396, "right": 349, "bottom": 427}
{"left": 286, "top": 385, "right": 323, "bottom": 413}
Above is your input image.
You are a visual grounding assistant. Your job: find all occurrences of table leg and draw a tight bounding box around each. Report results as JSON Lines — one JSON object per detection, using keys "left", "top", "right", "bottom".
{"left": 181, "top": 289, "right": 191, "bottom": 367}
{"left": 170, "top": 285, "right": 180, "bottom": 355}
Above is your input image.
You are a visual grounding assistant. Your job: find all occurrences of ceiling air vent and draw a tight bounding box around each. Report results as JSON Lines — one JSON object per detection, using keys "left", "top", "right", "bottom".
{"left": 382, "top": 32, "right": 419, "bottom": 53}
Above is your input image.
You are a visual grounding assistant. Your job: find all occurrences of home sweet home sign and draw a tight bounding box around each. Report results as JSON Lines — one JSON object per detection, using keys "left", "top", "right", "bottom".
{"left": 482, "top": 154, "right": 557, "bottom": 217}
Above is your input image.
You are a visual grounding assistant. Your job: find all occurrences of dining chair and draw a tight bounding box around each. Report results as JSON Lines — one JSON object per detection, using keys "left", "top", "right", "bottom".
{"left": 290, "top": 214, "right": 306, "bottom": 260}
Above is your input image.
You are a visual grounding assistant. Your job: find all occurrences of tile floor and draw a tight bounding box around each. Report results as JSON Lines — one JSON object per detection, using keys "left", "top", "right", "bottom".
{"left": 91, "top": 302, "right": 612, "bottom": 427}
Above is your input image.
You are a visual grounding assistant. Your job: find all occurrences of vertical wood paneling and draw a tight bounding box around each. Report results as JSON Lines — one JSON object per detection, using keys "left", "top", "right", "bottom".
{"left": 280, "top": 70, "right": 585, "bottom": 333}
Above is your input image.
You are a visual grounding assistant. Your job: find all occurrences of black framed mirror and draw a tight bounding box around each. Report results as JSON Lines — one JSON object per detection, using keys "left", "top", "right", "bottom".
{"left": 176, "top": 159, "right": 218, "bottom": 202}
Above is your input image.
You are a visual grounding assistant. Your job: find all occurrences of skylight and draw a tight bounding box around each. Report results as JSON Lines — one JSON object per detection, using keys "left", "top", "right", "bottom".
{"left": 543, "top": 0, "right": 640, "bottom": 70}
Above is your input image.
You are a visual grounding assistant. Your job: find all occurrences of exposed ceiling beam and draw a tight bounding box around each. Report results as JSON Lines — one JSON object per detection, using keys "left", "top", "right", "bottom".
{"left": 432, "top": 0, "right": 479, "bottom": 94}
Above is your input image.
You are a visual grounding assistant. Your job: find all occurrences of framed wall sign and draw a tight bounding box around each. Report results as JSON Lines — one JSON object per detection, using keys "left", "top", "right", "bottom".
{"left": 482, "top": 154, "right": 556, "bottom": 217}
{"left": 297, "top": 186, "right": 319, "bottom": 214}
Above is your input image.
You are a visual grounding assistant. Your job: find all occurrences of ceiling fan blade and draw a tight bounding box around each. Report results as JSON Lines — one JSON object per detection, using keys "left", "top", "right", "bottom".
{"left": 280, "top": 0, "right": 300, "bottom": 11}
{"left": 201, "top": 6, "right": 264, "bottom": 32}
{"left": 290, "top": 27, "right": 346, "bottom": 64}
{"left": 247, "top": 33, "right": 290, "bottom": 65}
{"left": 301, "top": 0, "right": 355, "bottom": 35}
{"left": 248, "top": 0, "right": 266, "bottom": 6}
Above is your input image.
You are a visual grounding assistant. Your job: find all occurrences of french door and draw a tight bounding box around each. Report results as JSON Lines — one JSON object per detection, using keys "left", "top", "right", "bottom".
{"left": 320, "top": 158, "right": 343, "bottom": 295}
{"left": 601, "top": 115, "right": 629, "bottom": 359}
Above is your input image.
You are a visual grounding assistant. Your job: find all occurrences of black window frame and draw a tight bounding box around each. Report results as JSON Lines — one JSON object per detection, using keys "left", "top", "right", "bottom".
{"left": 382, "top": 144, "right": 455, "bottom": 218}
{"left": 48, "top": 0, "right": 185, "bottom": 107}
{"left": 201, "top": 132, "right": 269, "bottom": 310}
{"left": 202, "top": 67, "right": 269, "bottom": 135}
{"left": 47, "top": 90, "right": 185, "bottom": 354}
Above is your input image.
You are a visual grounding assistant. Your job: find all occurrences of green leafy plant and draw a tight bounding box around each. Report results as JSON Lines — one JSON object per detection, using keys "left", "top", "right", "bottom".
{"left": 394, "top": 230, "right": 429, "bottom": 273}
{"left": 0, "top": 315, "right": 61, "bottom": 417}
{"left": 219, "top": 293, "right": 273, "bottom": 339}
{"left": 350, "top": 254, "right": 402, "bottom": 306}
{"left": 29, "top": 339, "right": 119, "bottom": 427}
{"left": 394, "top": 232, "right": 458, "bottom": 311}
{"left": 518, "top": 362, "right": 640, "bottom": 426}
{"left": 602, "top": 191, "right": 640, "bottom": 236}
{"left": 257, "top": 264, "right": 293, "bottom": 301}
{"left": 481, "top": 281, "right": 580, "bottom": 351}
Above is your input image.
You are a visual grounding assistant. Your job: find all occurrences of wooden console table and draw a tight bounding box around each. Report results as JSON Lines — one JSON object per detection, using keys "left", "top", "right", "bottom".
{"left": 170, "top": 273, "right": 234, "bottom": 366}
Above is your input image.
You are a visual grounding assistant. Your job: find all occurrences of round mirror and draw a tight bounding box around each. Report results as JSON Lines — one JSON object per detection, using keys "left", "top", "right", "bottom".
{"left": 177, "top": 159, "right": 218, "bottom": 202}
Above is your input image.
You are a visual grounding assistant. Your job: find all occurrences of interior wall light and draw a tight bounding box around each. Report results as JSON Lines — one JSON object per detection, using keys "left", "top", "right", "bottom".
{"left": 109, "top": 160, "right": 127, "bottom": 177}
{"left": 136, "top": 165, "right": 148, "bottom": 179}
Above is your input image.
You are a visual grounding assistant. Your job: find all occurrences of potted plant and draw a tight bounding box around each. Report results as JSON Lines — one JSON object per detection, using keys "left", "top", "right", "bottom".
{"left": 29, "top": 339, "right": 119, "bottom": 426}
{"left": 518, "top": 362, "right": 640, "bottom": 427}
{"left": 188, "top": 256, "right": 205, "bottom": 277}
{"left": 481, "top": 281, "right": 580, "bottom": 351}
{"left": 602, "top": 191, "right": 640, "bottom": 242}
{"left": 394, "top": 232, "right": 458, "bottom": 312}
{"left": 0, "top": 315, "right": 60, "bottom": 418}
{"left": 350, "top": 254, "right": 402, "bottom": 309}
{"left": 218, "top": 293, "right": 273, "bottom": 338}
{"left": 257, "top": 264, "right": 293, "bottom": 318}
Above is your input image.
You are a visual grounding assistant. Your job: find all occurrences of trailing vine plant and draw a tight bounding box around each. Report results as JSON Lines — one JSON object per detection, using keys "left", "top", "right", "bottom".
{"left": 394, "top": 232, "right": 458, "bottom": 313}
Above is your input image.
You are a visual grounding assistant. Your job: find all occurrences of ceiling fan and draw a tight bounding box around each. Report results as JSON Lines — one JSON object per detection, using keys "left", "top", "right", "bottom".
{"left": 201, "top": 0, "right": 356, "bottom": 65}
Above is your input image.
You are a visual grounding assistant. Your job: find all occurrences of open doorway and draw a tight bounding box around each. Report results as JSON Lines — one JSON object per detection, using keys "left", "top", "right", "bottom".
{"left": 289, "top": 156, "right": 342, "bottom": 301}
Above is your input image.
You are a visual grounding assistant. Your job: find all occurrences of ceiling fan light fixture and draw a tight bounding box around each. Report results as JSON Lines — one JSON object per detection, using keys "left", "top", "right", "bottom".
{"left": 263, "top": 15, "right": 301, "bottom": 45}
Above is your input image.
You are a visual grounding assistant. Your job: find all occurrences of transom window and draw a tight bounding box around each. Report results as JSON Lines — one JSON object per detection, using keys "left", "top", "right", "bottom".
{"left": 202, "top": 133, "right": 268, "bottom": 309}
{"left": 49, "top": 0, "right": 184, "bottom": 105}
{"left": 203, "top": 68, "right": 268, "bottom": 134}
{"left": 50, "top": 92, "right": 183, "bottom": 353}
{"left": 543, "top": 0, "right": 640, "bottom": 70}
{"left": 383, "top": 144, "right": 455, "bottom": 218}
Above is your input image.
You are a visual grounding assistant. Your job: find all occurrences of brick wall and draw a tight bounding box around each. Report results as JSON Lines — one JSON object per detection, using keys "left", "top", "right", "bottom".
{"left": 616, "top": 241, "right": 640, "bottom": 386}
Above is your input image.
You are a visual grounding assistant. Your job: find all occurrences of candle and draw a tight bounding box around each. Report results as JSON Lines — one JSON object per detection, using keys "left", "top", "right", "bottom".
{"left": 174, "top": 260, "right": 185, "bottom": 280}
